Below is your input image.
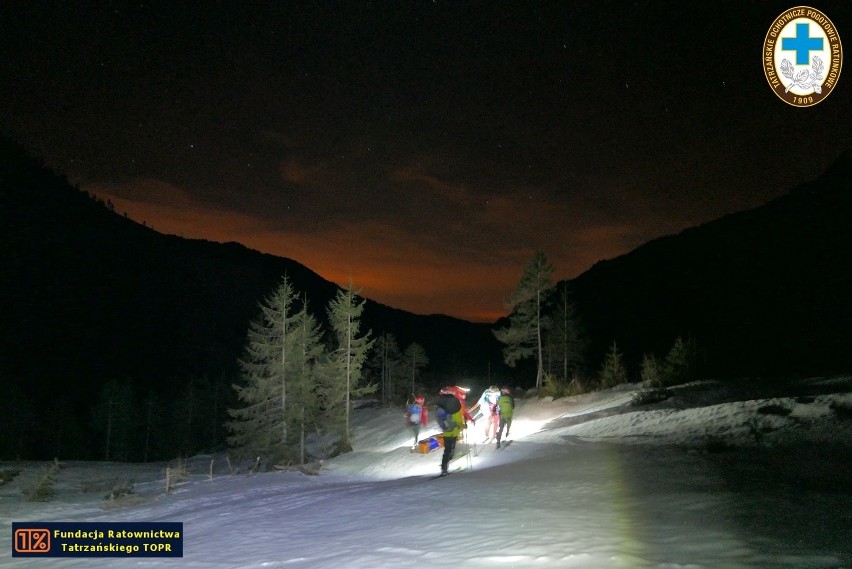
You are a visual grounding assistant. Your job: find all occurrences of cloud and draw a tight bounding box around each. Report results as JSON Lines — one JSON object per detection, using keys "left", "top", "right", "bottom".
{"left": 84, "top": 160, "right": 691, "bottom": 323}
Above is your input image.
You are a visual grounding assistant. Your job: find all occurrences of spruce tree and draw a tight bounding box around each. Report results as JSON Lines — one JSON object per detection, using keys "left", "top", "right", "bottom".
{"left": 320, "top": 281, "right": 376, "bottom": 452}
{"left": 227, "top": 276, "right": 322, "bottom": 465}
{"left": 368, "top": 333, "right": 406, "bottom": 405}
{"left": 173, "top": 375, "right": 218, "bottom": 457}
{"left": 92, "top": 380, "right": 136, "bottom": 461}
{"left": 640, "top": 353, "right": 662, "bottom": 388}
{"left": 493, "top": 250, "right": 555, "bottom": 389}
{"left": 547, "top": 283, "right": 586, "bottom": 382}
{"left": 403, "top": 342, "right": 429, "bottom": 396}
{"left": 293, "top": 298, "right": 324, "bottom": 464}
{"left": 661, "top": 337, "right": 695, "bottom": 386}
{"left": 599, "top": 340, "right": 627, "bottom": 389}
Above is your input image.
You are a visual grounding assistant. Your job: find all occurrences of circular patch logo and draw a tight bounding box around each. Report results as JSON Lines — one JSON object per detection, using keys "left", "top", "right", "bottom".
{"left": 763, "top": 6, "right": 843, "bottom": 107}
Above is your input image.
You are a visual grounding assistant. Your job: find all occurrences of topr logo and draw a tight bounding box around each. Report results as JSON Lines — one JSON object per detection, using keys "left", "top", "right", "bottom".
{"left": 763, "top": 6, "right": 843, "bottom": 107}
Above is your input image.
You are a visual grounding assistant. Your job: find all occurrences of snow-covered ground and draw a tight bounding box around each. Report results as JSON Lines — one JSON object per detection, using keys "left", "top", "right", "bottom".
{"left": 2, "top": 377, "right": 851, "bottom": 568}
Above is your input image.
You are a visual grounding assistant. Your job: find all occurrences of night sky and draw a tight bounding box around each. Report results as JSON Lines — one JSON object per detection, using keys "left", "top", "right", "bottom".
{"left": 3, "top": 1, "right": 850, "bottom": 322}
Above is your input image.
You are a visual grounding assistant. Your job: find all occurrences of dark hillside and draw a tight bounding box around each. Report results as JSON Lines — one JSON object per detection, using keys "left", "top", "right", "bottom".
{"left": 566, "top": 151, "right": 852, "bottom": 378}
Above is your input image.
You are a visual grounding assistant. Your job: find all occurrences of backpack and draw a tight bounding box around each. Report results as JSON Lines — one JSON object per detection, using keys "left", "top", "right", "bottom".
{"left": 408, "top": 403, "right": 422, "bottom": 424}
{"left": 497, "top": 394, "right": 514, "bottom": 418}
{"left": 435, "top": 406, "right": 457, "bottom": 431}
{"left": 480, "top": 389, "right": 499, "bottom": 415}
{"left": 436, "top": 393, "right": 461, "bottom": 431}
{"left": 437, "top": 393, "right": 461, "bottom": 414}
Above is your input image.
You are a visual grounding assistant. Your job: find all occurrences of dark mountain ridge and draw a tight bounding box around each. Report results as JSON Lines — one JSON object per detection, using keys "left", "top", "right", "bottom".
{"left": 566, "top": 150, "right": 852, "bottom": 378}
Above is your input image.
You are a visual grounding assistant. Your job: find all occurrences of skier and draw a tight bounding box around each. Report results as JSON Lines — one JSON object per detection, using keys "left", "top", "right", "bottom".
{"left": 470, "top": 385, "right": 501, "bottom": 442}
{"left": 435, "top": 386, "right": 471, "bottom": 476}
{"left": 406, "top": 395, "right": 428, "bottom": 448}
{"left": 495, "top": 386, "right": 515, "bottom": 448}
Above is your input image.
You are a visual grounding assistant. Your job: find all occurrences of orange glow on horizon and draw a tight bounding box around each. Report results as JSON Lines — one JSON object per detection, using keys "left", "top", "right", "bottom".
{"left": 88, "top": 178, "right": 646, "bottom": 323}
{"left": 90, "top": 184, "right": 516, "bottom": 321}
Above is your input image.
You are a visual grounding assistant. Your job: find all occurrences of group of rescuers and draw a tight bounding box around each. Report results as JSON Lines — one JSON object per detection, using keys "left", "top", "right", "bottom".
{"left": 406, "top": 385, "right": 515, "bottom": 476}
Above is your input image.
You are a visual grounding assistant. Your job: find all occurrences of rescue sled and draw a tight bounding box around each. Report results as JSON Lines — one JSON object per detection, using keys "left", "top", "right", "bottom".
{"left": 411, "top": 434, "right": 444, "bottom": 453}
{"left": 410, "top": 431, "right": 465, "bottom": 454}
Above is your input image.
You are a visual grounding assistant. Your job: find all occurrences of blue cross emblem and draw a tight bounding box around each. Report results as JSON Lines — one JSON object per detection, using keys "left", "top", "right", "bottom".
{"left": 782, "top": 23, "right": 823, "bottom": 65}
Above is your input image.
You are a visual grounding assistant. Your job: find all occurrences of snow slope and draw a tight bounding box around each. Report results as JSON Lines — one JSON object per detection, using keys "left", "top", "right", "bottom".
{"left": 1, "top": 377, "right": 850, "bottom": 568}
